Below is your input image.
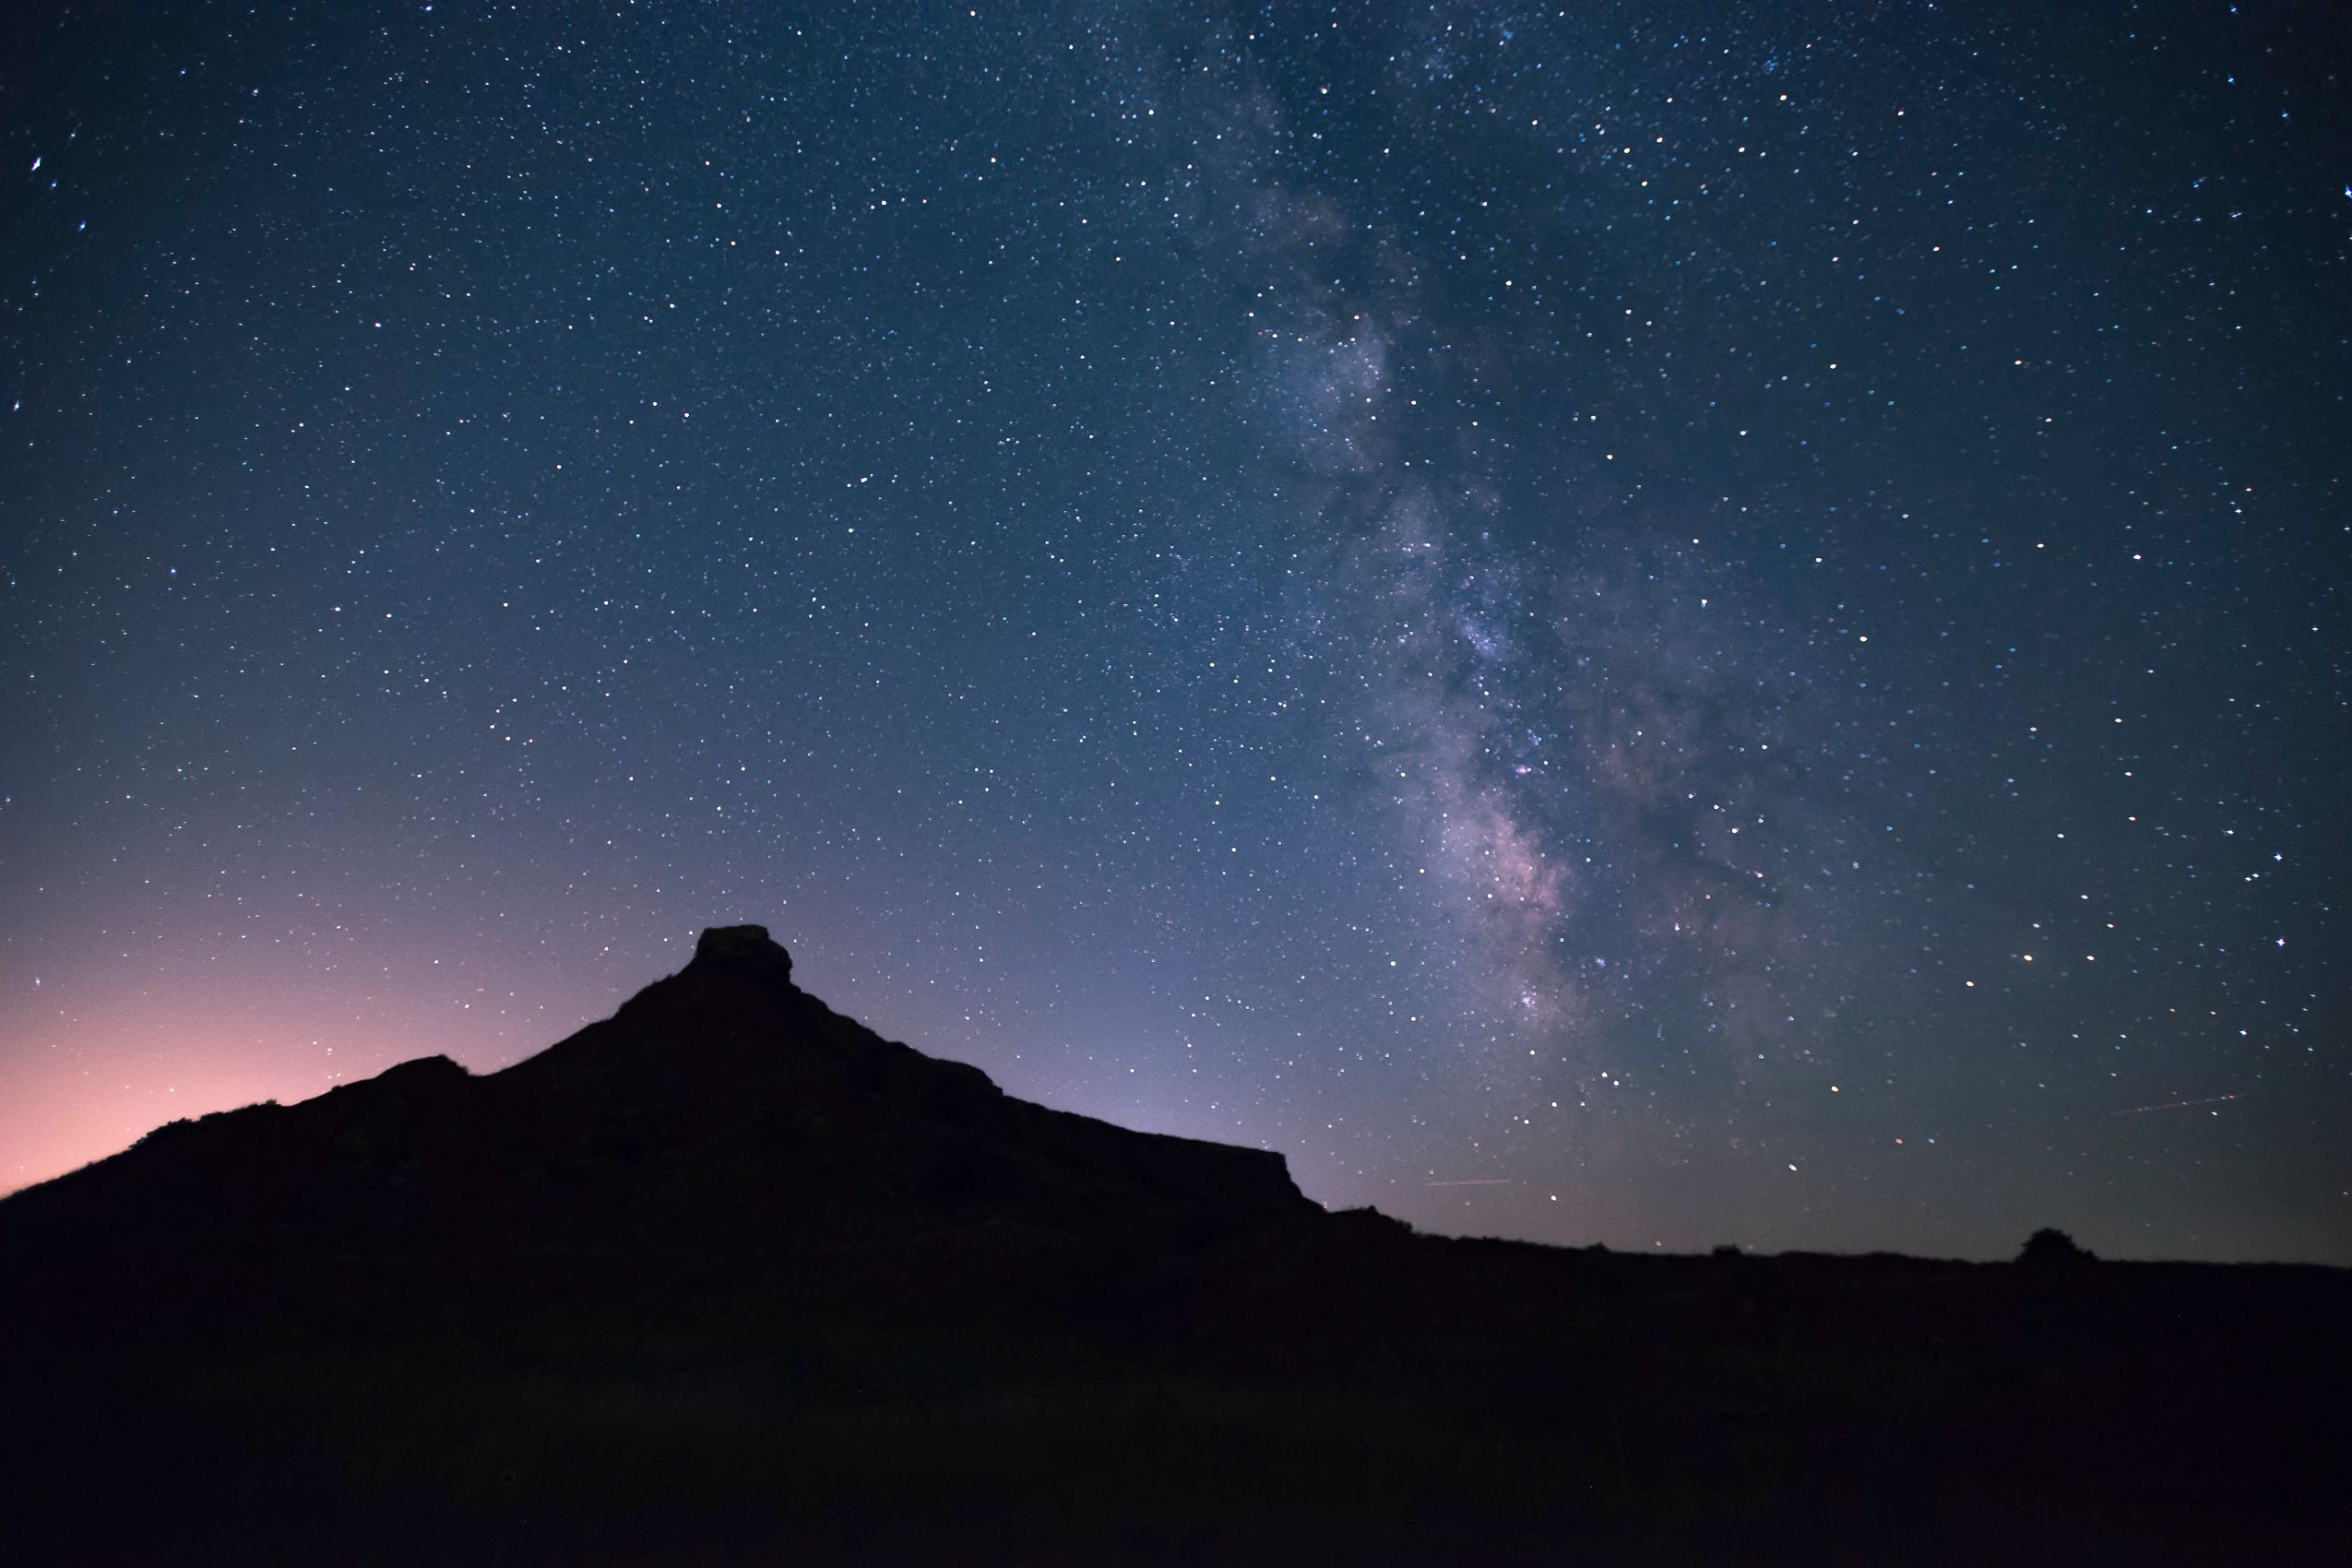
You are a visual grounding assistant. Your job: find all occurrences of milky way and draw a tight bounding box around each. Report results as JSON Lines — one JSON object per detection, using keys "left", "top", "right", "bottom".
{"left": 3, "top": 3, "right": 2344, "bottom": 1263}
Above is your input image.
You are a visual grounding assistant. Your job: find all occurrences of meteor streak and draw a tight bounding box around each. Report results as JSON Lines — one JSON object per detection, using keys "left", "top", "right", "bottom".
{"left": 2110, "top": 1094, "right": 2239, "bottom": 1117}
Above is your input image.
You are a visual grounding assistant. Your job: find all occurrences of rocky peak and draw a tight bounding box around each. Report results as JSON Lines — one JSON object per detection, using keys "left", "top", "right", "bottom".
{"left": 686, "top": 923, "right": 795, "bottom": 988}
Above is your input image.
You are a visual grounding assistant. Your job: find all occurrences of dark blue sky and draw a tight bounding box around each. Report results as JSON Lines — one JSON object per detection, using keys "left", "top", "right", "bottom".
{"left": 4, "top": 1, "right": 2345, "bottom": 1263}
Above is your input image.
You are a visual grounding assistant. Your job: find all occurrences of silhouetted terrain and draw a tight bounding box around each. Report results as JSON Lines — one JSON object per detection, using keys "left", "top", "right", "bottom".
{"left": 3, "top": 928, "right": 2343, "bottom": 1564}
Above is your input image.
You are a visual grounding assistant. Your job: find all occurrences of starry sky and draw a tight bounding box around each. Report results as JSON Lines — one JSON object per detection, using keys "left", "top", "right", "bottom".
{"left": 3, "top": 2, "right": 2346, "bottom": 1265}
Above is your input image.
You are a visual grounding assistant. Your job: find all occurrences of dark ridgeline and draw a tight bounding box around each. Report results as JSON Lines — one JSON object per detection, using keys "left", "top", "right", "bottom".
{"left": 1, "top": 929, "right": 2343, "bottom": 1565}
{"left": 0, "top": 925, "right": 1316, "bottom": 1351}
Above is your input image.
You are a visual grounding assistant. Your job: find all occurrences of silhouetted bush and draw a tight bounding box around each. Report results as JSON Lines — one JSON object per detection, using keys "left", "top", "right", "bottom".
{"left": 2018, "top": 1228, "right": 2096, "bottom": 1265}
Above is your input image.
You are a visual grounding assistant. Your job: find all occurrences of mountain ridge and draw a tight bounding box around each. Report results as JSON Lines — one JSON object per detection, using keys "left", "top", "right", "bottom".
{"left": 0, "top": 925, "right": 1323, "bottom": 1347}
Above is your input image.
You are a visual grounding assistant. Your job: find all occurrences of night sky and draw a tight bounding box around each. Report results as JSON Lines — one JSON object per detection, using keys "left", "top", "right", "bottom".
{"left": 4, "top": 2, "right": 2346, "bottom": 1265}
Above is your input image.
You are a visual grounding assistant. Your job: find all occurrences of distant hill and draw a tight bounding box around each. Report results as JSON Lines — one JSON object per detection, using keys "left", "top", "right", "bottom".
{"left": 3, "top": 926, "right": 2344, "bottom": 1565}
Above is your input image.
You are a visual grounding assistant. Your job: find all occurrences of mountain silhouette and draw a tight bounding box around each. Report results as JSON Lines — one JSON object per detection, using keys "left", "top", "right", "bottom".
{"left": 1, "top": 926, "right": 1314, "bottom": 1344}
{"left": 2, "top": 927, "right": 2344, "bottom": 1566}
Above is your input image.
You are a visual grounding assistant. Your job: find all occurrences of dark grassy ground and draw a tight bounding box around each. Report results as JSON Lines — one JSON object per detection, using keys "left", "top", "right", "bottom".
{"left": 6, "top": 1238, "right": 2343, "bottom": 1565}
